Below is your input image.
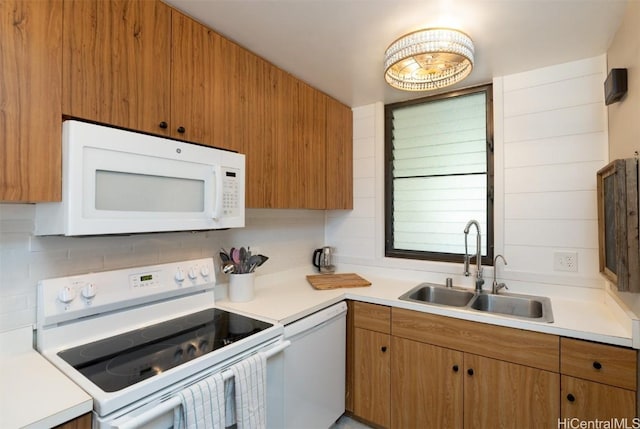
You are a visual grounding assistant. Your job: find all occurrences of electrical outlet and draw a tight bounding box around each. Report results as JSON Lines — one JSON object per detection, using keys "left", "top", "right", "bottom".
{"left": 554, "top": 251, "right": 578, "bottom": 272}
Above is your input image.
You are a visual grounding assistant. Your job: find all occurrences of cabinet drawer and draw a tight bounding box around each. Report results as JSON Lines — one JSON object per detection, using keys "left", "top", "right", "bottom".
{"left": 353, "top": 302, "right": 390, "bottom": 334}
{"left": 392, "top": 308, "right": 559, "bottom": 372}
{"left": 561, "top": 338, "right": 637, "bottom": 390}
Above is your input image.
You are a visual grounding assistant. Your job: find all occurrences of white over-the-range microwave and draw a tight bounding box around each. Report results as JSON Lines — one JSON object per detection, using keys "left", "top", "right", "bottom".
{"left": 35, "top": 120, "right": 245, "bottom": 236}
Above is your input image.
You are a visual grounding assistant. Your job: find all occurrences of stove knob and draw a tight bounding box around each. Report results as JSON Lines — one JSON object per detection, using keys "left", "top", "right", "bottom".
{"left": 200, "top": 265, "right": 210, "bottom": 278}
{"left": 81, "top": 283, "right": 97, "bottom": 301}
{"left": 174, "top": 348, "right": 184, "bottom": 363}
{"left": 58, "top": 286, "right": 76, "bottom": 304}
{"left": 186, "top": 344, "right": 197, "bottom": 358}
{"left": 188, "top": 267, "right": 198, "bottom": 280}
{"left": 174, "top": 267, "right": 185, "bottom": 283}
{"left": 199, "top": 340, "right": 209, "bottom": 352}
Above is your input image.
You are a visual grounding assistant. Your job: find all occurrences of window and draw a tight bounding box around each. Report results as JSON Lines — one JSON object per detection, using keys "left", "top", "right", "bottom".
{"left": 385, "top": 85, "right": 494, "bottom": 264}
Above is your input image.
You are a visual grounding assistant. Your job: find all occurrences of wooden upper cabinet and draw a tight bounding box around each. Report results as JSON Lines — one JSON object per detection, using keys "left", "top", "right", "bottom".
{"left": 326, "top": 97, "right": 353, "bottom": 209}
{"left": 170, "top": 10, "right": 214, "bottom": 145}
{"left": 62, "top": 0, "right": 171, "bottom": 137}
{"left": 0, "top": 0, "right": 62, "bottom": 202}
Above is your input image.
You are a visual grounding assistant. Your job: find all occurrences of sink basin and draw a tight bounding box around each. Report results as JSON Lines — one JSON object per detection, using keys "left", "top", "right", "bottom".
{"left": 469, "top": 293, "right": 554, "bottom": 323}
{"left": 399, "top": 283, "right": 475, "bottom": 307}
{"left": 398, "top": 283, "right": 554, "bottom": 323}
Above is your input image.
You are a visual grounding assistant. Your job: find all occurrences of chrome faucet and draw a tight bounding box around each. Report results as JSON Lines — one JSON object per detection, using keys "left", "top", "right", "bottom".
{"left": 492, "top": 254, "right": 509, "bottom": 294}
{"left": 463, "top": 220, "right": 484, "bottom": 293}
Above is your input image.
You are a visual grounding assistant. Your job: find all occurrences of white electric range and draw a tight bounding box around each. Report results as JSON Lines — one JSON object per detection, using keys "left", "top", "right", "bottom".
{"left": 36, "top": 258, "right": 285, "bottom": 428}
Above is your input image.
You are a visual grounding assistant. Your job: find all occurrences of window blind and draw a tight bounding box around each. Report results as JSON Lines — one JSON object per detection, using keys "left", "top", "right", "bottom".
{"left": 390, "top": 91, "right": 488, "bottom": 255}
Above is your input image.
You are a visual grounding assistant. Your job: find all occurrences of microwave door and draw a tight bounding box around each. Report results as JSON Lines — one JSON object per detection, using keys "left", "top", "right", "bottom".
{"left": 67, "top": 147, "right": 215, "bottom": 235}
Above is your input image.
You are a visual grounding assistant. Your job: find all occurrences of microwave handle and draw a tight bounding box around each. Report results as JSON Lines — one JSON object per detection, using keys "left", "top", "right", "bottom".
{"left": 211, "top": 166, "right": 223, "bottom": 221}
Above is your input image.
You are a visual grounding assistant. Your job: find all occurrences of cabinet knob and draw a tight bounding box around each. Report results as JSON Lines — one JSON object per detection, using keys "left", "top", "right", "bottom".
{"left": 467, "top": 368, "right": 474, "bottom": 376}
{"left": 567, "top": 393, "right": 575, "bottom": 402}
{"left": 159, "top": 121, "right": 168, "bottom": 129}
{"left": 593, "top": 361, "right": 602, "bottom": 370}
{"left": 381, "top": 346, "right": 387, "bottom": 353}
{"left": 452, "top": 365, "right": 459, "bottom": 372}
{"left": 177, "top": 126, "right": 186, "bottom": 134}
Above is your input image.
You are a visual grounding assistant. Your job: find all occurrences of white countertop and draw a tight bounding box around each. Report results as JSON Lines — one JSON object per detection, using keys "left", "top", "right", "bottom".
{"left": 217, "top": 264, "right": 637, "bottom": 349}
{"left": 2, "top": 263, "right": 636, "bottom": 429}
{"left": 0, "top": 326, "right": 93, "bottom": 429}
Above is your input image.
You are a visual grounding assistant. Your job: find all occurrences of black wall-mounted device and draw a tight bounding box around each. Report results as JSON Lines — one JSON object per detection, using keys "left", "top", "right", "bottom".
{"left": 604, "top": 68, "right": 628, "bottom": 105}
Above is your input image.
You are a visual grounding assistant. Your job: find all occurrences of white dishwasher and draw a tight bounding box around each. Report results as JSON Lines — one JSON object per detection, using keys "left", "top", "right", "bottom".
{"left": 282, "top": 301, "right": 347, "bottom": 429}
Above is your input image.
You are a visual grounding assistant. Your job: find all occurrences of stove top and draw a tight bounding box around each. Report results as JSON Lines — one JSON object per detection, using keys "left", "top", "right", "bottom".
{"left": 57, "top": 308, "right": 272, "bottom": 392}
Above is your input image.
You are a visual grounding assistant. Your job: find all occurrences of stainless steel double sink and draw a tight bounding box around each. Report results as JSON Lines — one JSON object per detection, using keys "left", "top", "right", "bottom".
{"left": 398, "top": 283, "right": 554, "bottom": 323}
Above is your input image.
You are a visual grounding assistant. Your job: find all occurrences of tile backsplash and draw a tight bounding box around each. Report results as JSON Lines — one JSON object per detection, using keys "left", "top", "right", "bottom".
{"left": 0, "top": 205, "right": 324, "bottom": 331}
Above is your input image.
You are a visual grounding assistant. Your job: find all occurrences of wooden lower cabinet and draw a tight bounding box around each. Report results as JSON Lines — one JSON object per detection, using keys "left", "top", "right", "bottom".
{"left": 52, "top": 412, "right": 92, "bottom": 429}
{"left": 561, "top": 375, "right": 636, "bottom": 420}
{"left": 391, "top": 337, "right": 463, "bottom": 429}
{"left": 464, "top": 354, "right": 560, "bottom": 429}
{"left": 353, "top": 327, "right": 391, "bottom": 427}
{"left": 348, "top": 303, "right": 638, "bottom": 429}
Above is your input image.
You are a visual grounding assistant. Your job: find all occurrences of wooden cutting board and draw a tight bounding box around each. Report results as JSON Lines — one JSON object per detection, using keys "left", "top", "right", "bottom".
{"left": 306, "top": 273, "right": 371, "bottom": 290}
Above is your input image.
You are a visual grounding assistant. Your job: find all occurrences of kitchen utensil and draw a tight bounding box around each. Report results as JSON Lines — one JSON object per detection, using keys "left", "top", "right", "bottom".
{"left": 312, "top": 246, "right": 335, "bottom": 273}
{"left": 222, "top": 262, "right": 236, "bottom": 274}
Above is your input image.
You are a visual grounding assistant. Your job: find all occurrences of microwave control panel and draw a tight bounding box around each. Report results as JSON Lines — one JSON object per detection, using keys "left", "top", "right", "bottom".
{"left": 222, "top": 168, "right": 241, "bottom": 217}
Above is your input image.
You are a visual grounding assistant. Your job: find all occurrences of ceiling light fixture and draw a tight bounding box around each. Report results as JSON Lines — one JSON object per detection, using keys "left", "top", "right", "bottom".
{"left": 384, "top": 28, "right": 475, "bottom": 91}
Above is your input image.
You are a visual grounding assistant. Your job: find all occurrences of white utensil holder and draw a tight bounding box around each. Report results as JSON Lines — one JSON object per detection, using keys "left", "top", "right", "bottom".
{"left": 228, "top": 272, "right": 255, "bottom": 302}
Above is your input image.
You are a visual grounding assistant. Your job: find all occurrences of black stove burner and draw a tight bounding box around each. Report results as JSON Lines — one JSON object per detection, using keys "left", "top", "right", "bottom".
{"left": 57, "top": 308, "right": 272, "bottom": 392}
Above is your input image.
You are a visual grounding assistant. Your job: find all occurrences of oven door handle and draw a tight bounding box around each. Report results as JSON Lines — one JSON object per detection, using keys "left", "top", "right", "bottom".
{"left": 115, "top": 340, "right": 291, "bottom": 429}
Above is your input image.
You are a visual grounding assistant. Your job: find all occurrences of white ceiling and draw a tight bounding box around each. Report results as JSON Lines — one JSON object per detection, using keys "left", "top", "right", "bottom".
{"left": 164, "top": 0, "right": 629, "bottom": 107}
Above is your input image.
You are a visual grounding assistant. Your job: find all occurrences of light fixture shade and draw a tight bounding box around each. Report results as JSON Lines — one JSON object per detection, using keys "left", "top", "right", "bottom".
{"left": 384, "top": 28, "right": 474, "bottom": 91}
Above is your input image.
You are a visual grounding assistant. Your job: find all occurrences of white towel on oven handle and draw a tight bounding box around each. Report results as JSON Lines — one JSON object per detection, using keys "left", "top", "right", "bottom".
{"left": 174, "top": 371, "right": 226, "bottom": 429}
{"left": 230, "top": 352, "right": 267, "bottom": 429}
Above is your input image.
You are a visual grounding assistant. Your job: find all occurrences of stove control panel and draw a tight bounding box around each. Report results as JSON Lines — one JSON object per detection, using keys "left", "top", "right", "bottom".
{"left": 37, "top": 258, "right": 216, "bottom": 327}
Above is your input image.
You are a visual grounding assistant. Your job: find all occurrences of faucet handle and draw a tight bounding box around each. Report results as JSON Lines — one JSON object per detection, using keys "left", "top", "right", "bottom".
{"left": 492, "top": 281, "right": 509, "bottom": 294}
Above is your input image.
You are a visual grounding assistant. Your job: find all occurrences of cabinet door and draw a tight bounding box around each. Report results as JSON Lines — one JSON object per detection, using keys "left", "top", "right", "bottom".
{"left": 561, "top": 375, "right": 636, "bottom": 420}
{"left": 353, "top": 327, "right": 390, "bottom": 427}
{"left": 464, "top": 354, "right": 560, "bottom": 429}
{"left": 391, "top": 337, "right": 463, "bottom": 429}
{"left": 325, "top": 97, "right": 353, "bottom": 209}
{"left": 170, "top": 10, "right": 216, "bottom": 145}
{"left": 1, "top": 0, "right": 62, "bottom": 202}
{"left": 62, "top": 0, "right": 171, "bottom": 137}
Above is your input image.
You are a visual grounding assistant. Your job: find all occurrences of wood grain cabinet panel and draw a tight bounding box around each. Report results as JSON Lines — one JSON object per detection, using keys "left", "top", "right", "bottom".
{"left": 1, "top": 0, "right": 62, "bottom": 202}
{"left": 62, "top": 0, "right": 171, "bottom": 137}
{"left": 325, "top": 97, "right": 353, "bottom": 209}
{"left": 392, "top": 308, "right": 560, "bottom": 372}
{"left": 353, "top": 327, "right": 390, "bottom": 428}
{"left": 391, "top": 337, "right": 463, "bottom": 429}
{"left": 561, "top": 375, "right": 636, "bottom": 420}
{"left": 561, "top": 337, "right": 637, "bottom": 390}
{"left": 353, "top": 301, "right": 391, "bottom": 333}
{"left": 170, "top": 10, "right": 217, "bottom": 146}
{"left": 52, "top": 412, "right": 92, "bottom": 429}
{"left": 464, "top": 353, "right": 560, "bottom": 429}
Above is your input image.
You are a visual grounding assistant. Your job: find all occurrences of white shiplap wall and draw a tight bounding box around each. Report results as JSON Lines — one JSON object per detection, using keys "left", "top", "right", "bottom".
{"left": 327, "top": 55, "right": 609, "bottom": 291}
{"left": 0, "top": 206, "right": 324, "bottom": 331}
{"left": 499, "top": 55, "right": 609, "bottom": 287}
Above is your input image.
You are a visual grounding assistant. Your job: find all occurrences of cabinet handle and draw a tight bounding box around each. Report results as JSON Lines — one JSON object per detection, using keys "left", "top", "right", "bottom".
{"left": 381, "top": 346, "right": 387, "bottom": 353}
{"left": 177, "top": 126, "right": 186, "bottom": 134}
{"left": 593, "top": 361, "right": 602, "bottom": 370}
{"left": 452, "top": 365, "right": 459, "bottom": 372}
{"left": 467, "top": 368, "right": 474, "bottom": 376}
{"left": 567, "top": 393, "right": 575, "bottom": 402}
{"left": 159, "top": 121, "right": 168, "bottom": 129}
